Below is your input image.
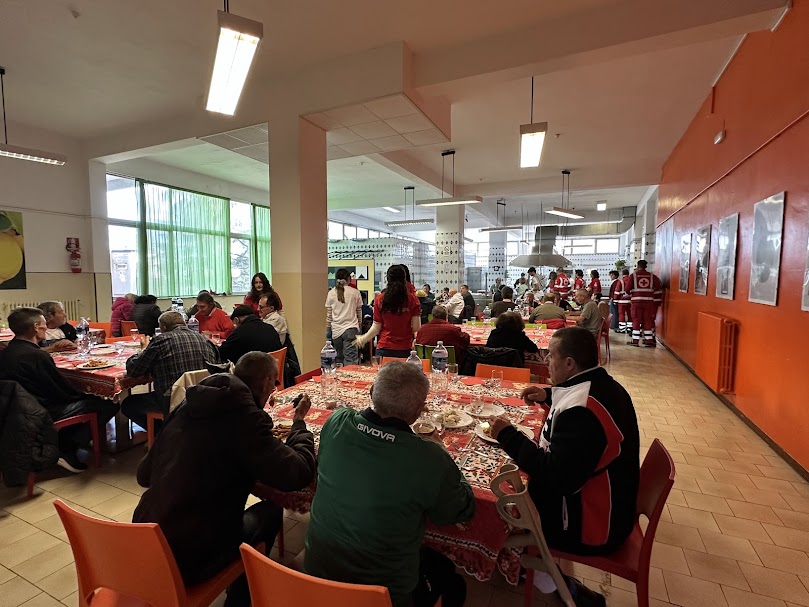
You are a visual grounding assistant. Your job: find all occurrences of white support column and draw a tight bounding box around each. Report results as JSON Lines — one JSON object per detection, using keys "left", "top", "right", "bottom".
{"left": 487, "top": 231, "right": 507, "bottom": 289}
{"left": 434, "top": 206, "right": 465, "bottom": 290}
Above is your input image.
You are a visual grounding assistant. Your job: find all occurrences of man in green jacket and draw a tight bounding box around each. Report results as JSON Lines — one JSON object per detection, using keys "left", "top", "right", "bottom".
{"left": 305, "top": 361, "right": 475, "bottom": 607}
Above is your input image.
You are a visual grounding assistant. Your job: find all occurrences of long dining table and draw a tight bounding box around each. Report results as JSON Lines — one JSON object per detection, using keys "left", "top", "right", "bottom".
{"left": 460, "top": 324, "right": 557, "bottom": 348}
{"left": 253, "top": 365, "right": 549, "bottom": 585}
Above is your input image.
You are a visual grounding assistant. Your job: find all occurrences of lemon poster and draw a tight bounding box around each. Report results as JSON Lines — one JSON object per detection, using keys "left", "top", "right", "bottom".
{"left": 0, "top": 210, "right": 26, "bottom": 289}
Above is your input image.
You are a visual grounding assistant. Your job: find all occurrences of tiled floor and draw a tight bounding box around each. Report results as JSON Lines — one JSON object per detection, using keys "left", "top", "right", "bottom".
{"left": 2, "top": 339, "right": 809, "bottom": 607}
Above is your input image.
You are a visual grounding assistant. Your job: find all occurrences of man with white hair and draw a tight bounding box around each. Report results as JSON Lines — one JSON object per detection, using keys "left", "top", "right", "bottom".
{"left": 444, "top": 288, "right": 465, "bottom": 323}
{"left": 305, "top": 361, "right": 475, "bottom": 607}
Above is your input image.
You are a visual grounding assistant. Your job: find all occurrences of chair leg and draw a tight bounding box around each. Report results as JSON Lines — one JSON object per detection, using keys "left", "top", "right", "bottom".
{"left": 636, "top": 568, "right": 650, "bottom": 607}
{"left": 27, "top": 471, "right": 35, "bottom": 498}
{"left": 523, "top": 567, "right": 534, "bottom": 607}
{"left": 147, "top": 415, "right": 156, "bottom": 449}
{"left": 89, "top": 418, "right": 101, "bottom": 468}
{"left": 605, "top": 334, "right": 611, "bottom": 362}
{"left": 277, "top": 526, "right": 285, "bottom": 558}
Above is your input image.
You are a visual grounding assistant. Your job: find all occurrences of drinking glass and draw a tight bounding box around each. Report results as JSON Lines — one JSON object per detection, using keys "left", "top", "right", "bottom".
{"left": 447, "top": 363, "right": 459, "bottom": 384}
{"left": 491, "top": 369, "right": 504, "bottom": 389}
{"left": 129, "top": 328, "right": 139, "bottom": 343}
{"left": 77, "top": 336, "right": 91, "bottom": 359}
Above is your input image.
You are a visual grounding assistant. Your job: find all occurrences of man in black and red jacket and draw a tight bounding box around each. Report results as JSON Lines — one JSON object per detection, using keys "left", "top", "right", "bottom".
{"left": 490, "top": 327, "right": 639, "bottom": 606}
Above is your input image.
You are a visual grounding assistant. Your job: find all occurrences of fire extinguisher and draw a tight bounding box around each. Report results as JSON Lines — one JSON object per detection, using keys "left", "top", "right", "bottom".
{"left": 66, "top": 238, "right": 82, "bottom": 274}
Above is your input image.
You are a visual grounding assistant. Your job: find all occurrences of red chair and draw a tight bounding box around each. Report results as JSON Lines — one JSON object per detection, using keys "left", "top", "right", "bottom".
{"left": 597, "top": 315, "right": 612, "bottom": 365}
{"left": 294, "top": 369, "right": 321, "bottom": 384}
{"left": 27, "top": 413, "right": 101, "bottom": 498}
{"left": 269, "top": 348, "right": 288, "bottom": 388}
{"left": 146, "top": 411, "right": 165, "bottom": 449}
{"left": 510, "top": 439, "right": 675, "bottom": 607}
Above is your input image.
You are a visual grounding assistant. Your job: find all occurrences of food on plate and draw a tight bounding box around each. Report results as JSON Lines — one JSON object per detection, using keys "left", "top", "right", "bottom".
{"left": 434, "top": 410, "right": 462, "bottom": 426}
{"left": 480, "top": 421, "right": 493, "bottom": 437}
{"left": 412, "top": 421, "right": 436, "bottom": 435}
{"left": 271, "top": 419, "right": 293, "bottom": 440}
{"left": 83, "top": 359, "right": 109, "bottom": 368}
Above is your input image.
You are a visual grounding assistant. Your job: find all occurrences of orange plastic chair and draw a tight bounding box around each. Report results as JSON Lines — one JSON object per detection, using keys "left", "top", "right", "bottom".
{"left": 240, "top": 543, "right": 394, "bottom": 607}
{"left": 510, "top": 439, "right": 675, "bottom": 607}
{"left": 146, "top": 411, "right": 165, "bottom": 449}
{"left": 120, "top": 321, "right": 137, "bottom": 335}
{"left": 89, "top": 322, "right": 112, "bottom": 336}
{"left": 54, "top": 499, "right": 255, "bottom": 607}
{"left": 269, "top": 348, "right": 288, "bottom": 388}
{"left": 475, "top": 364, "right": 530, "bottom": 383}
{"left": 597, "top": 315, "right": 612, "bottom": 365}
{"left": 381, "top": 357, "right": 430, "bottom": 372}
{"left": 27, "top": 413, "right": 101, "bottom": 498}
{"left": 294, "top": 368, "right": 321, "bottom": 384}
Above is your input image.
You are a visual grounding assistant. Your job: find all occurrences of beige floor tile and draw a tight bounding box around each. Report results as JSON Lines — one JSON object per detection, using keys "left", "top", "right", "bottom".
{"left": 774, "top": 508, "right": 809, "bottom": 531}
{"left": 792, "top": 483, "right": 809, "bottom": 499}
{"left": 726, "top": 499, "right": 783, "bottom": 524}
{"left": 54, "top": 484, "right": 125, "bottom": 511}
{"left": 0, "top": 564, "right": 15, "bottom": 585}
{"left": 732, "top": 452, "right": 772, "bottom": 466}
{"left": 36, "top": 564, "right": 77, "bottom": 601}
{"left": 681, "top": 548, "right": 750, "bottom": 590}
{"left": 651, "top": 542, "right": 690, "bottom": 575}
{"left": 60, "top": 590, "right": 78, "bottom": 607}
{"left": 684, "top": 454, "right": 726, "bottom": 471}
{"left": 0, "top": 576, "right": 41, "bottom": 607}
{"left": 784, "top": 495, "right": 809, "bottom": 514}
{"left": 693, "top": 445, "right": 734, "bottom": 461}
{"left": 674, "top": 475, "right": 702, "bottom": 493}
{"left": 757, "top": 465, "right": 805, "bottom": 483}
{"left": 738, "top": 486, "right": 792, "bottom": 509}
{"left": 750, "top": 541, "right": 809, "bottom": 577}
{"left": 721, "top": 585, "right": 788, "bottom": 607}
{"left": 763, "top": 524, "right": 809, "bottom": 552}
{"left": 751, "top": 477, "right": 802, "bottom": 496}
{"left": 698, "top": 530, "right": 762, "bottom": 565}
{"left": 0, "top": 520, "right": 40, "bottom": 549}
{"left": 667, "top": 504, "right": 720, "bottom": 533}
{"left": 695, "top": 480, "right": 744, "bottom": 501}
{"left": 88, "top": 492, "right": 140, "bottom": 519}
{"left": 17, "top": 593, "right": 66, "bottom": 607}
{"left": 0, "top": 532, "right": 62, "bottom": 568}
{"left": 721, "top": 460, "right": 764, "bottom": 475}
{"left": 682, "top": 491, "right": 733, "bottom": 515}
{"left": 10, "top": 542, "right": 74, "bottom": 583}
{"left": 655, "top": 521, "right": 706, "bottom": 552}
{"left": 710, "top": 469, "right": 759, "bottom": 489}
{"left": 738, "top": 562, "right": 809, "bottom": 606}
{"left": 713, "top": 514, "right": 774, "bottom": 544}
{"left": 662, "top": 570, "right": 729, "bottom": 607}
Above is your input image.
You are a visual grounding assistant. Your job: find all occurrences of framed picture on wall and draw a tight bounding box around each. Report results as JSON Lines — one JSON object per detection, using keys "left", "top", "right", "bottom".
{"left": 655, "top": 220, "right": 674, "bottom": 289}
{"left": 802, "top": 236, "right": 809, "bottom": 312}
{"left": 748, "top": 192, "right": 785, "bottom": 306}
{"left": 694, "top": 225, "right": 711, "bottom": 296}
{"left": 0, "top": 210, "right": 26, "bottom": 290}
{"left": 716, "top": 213, "right": 739, "bottom": 300}
{"left": 679, "top": 233, "right": 691, "bottom": 293}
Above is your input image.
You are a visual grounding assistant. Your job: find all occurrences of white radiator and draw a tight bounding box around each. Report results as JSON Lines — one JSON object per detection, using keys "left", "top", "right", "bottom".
{"left": 0, "top": 299, "right": 82, "bottom": 321}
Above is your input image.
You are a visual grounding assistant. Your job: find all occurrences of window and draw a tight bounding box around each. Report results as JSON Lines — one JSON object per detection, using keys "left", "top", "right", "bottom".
{"left": 368, "top": 230, "right": 379, "bottom": 239}
{"left": 596, "top": 238, "right": 620, "bottom": 254}
{"left": 328, "top": 221, "right": 344, "bottom": 240}
{"left": 106, "top": 175, "right": 271, "bottom": 297}
{"left": 356, "top": 227, "right": 368, "bottom": 239}
{"left": 343, "top": 225, "right": 356, "bottom": 239}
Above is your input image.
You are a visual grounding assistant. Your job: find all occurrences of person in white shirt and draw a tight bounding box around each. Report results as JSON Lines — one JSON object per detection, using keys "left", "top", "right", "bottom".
{"left": 259, "top": 294, "right": 288, "bottom": 345}
{"left": 325, "top": 269, "right": 363, "bottom": 365}
{"left": 444, "top": 289, "right": 465, "bottom": 323}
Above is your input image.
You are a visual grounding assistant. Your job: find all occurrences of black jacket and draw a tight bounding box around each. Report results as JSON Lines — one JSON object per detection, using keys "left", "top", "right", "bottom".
{"left": 458, "top": 346, "right": 522, "bottom": 376}
{"left": 133, "top": 373, "right": 316, "bottom": 581}
{"left": 39, "top": 323, "right": 77, "bottom": 347}
{"left": 131, "top": 303, "right": 162, "bottom": 336}
{"left": 462, "top": 293, "right": 476, "bottom": 319}
{"left": 485, "top": 328, "right": 539, "bottom": 363}
{"left": 0, "top": 381, "right": 59, "bottom": 486}
{"left": 498, "top": 366, "right": 640, "bottom": 554}
{"left": 0, "top": 339, "right": 83, "bottom": 412}
{"left": 219, "top": 315, "right": 283, "bottom": 364}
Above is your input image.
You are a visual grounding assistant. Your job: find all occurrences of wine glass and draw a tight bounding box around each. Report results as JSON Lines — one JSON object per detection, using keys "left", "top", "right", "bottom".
{"left": 129, "top": 328, "right": 139, "bottom": 343}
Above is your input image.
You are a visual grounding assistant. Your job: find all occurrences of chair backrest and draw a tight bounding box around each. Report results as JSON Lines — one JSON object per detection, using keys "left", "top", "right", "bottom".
{"left": 269, "top": 348, "right": 288, "bottom": 388}
{"left": 54, "top": 500, "right": 187, "bottom": 607}
{"left": 381, "top": 357, "right": 430, "bottom": 372}
{"left": 543, "top": 319, "right": 566, "bottom": 330}
{"left": 637, "top": 439, "right": 676, "bottom": 567}
{"left": 475, "top": 363, "right": 530, "bottom": 383}
{"left": 89, "top": 322, "right": 112, "bottom": 335}
{"left": 120, "top": 321, "right": 137, "bottom": 335}
{"left": 240, "top": 543, "right": 392, "bottom": 607}
{"left": 415, "top": 344, "right": 457, "bottom": 366}
{"left": 295, "top": 368, "right": 322, "bottom": 384}
{"left": 169, "top": 369, "right": 211, "bottom": 411}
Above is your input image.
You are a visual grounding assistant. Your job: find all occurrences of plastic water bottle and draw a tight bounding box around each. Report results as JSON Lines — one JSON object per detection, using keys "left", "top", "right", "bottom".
{"left": 431, "top": 341, "right": 449, "bottom": 373}
{"left": 187, "top": 315, "right": 199, "bottom": 333}
{"left": 76, "top": 317, "right": 89, "bottom": 338}
{"left": 482, "top": 306, "right": 491, "bottom": 321}
{"left": 320, "top": 340, "right": 338, "bottom": 373}
{"left": 406, "top": 350, "right": 422, "bottom": 367}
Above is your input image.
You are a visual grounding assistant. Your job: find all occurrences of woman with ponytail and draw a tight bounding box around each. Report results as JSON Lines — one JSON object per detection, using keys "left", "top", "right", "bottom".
{"left": 325, "top": 268, "right": 363, "bottom": 364}
{"left": 355, "top": 265, "right": 421, "bottom": 358}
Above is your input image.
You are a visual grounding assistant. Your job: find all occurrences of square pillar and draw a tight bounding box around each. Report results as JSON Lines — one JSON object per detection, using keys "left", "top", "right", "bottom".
{"left": 487, "top": 231, "right": 507, "bottom": 287}
{"left": 434, "top": 205, "right": 465, "bottom": 290}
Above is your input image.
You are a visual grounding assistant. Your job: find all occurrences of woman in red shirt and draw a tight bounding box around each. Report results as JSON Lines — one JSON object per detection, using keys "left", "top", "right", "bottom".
{"left": 588, "top": 270, "right": 603, "bottom": 301}
{"left": 355, "top": 265, "right": 421, "bottom": 358}
{"left": 243, "top": 272, "right": 283, "bottom": 315}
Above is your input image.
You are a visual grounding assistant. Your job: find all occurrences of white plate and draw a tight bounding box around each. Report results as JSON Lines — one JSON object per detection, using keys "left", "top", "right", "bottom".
{"left": 121, "top": 341, "right": 141, "bottom": 348}
{"left": 90, "top": 346, "right": 115, "bottom": 354}
{"left": 433, "top": 410, "right": 474, "bottom": 429}
{"left": 76, "top": 361, "right": 116, "bottom": 371}
{"left": 474, "top": 423, "right": 534, "bottom": 443}
{"left": 469, "top": 403, "right": 505, "bottom": 418}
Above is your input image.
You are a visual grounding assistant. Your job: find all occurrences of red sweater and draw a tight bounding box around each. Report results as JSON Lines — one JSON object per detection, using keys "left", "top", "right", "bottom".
{"left": 195, "top": 307, "right": 234, "bottom": 338}
{"left": 415, "top": 319, "right": 471, "bottom": 365}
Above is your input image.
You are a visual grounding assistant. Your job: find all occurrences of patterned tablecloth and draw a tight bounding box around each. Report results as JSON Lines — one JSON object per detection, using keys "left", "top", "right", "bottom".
{"left": 52, "top": 345, "right": 151, "bottom": 400}
{"left": 254, "top": 365, "right": 548, "bottom": 584}
{"left": 461, "top": 325, "right": 557, "bottom": 348}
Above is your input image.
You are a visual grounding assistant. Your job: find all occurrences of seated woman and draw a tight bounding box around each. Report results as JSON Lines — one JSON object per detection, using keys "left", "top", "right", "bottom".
{"left": 37, "top": 301, "right": 77, "bottom": 351}
{"left": 243, "top": 272, "right": 283, "bottom": 315}
{"left": 485, "top": 311, "right": 538, "bottom": 364}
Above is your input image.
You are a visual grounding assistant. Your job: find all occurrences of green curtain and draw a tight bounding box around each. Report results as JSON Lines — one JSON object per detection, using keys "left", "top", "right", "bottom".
{"left": 142, "top": 182, "right": 230, "bottom": 297}
{"left": 254, "top": 205, "right": 272, "bottom": 281}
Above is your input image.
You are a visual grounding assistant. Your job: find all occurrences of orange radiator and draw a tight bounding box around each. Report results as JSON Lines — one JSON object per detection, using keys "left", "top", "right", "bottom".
{"left": 695, "top": 312, "right": 738, "bottom": 394}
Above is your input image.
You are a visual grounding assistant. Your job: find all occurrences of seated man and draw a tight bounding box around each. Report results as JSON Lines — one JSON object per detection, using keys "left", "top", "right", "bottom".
{"left": 491, "top": 286, "right": 516, "bottom": 317}
{"left": 134, "top": 353, "right": 316, "bottom": 607}
{"left": 37, "top": 301, "right": 77, "bottom": 352}
{"left": 436, "top": 287, "right": 450, "bottom": 304}
{"left": 219, "top": 305, "right": 283, "bottom": 364}
{"left": 444, "top": 289, "right": 465, "bottom": 324}
{"left": 0, "top": 307, "right": 118, "bottom": 472}
{"left": 123, "top": 311, "right": 220, "bottom": 432}
{"left": 568, "top": 288, "right": 602, "bottom": 338}
{"left": 414, "top": 305, "right": 471, "bottom": 365}
{"left": 529, "top": 294, "right": 567, "bottom": 325}
{"left": 460, "top": 284, "right": 476, "bottom": 320}
{"left": 489, "top": 328, "right": 639, "bottom": 607}
{"left": 305, "top": 362, "right": 474, "bottom": 607}
{"left": 259, "top": 293, "right": 288, "bottom": 345}
{"left": 194, "top": 292, "right": 234, "bottom": 338}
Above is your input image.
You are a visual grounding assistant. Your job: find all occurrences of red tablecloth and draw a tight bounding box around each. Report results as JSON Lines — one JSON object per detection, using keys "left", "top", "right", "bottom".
{"left": 461, "top": 325, "right": 556, "bottom": 348}
{"left": 52, "top": 348, "right": 151, "bottom": 400}
{"left": 254, "top": 365, "right": 548, "bottom": 584}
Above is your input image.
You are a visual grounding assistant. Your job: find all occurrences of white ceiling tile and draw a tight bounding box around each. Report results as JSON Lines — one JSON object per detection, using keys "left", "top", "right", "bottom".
{"left": 227, "top": 126, "right": 268, "bottom": 145}
{"left": 348, "top": 120, "right": 398, "bottom": 140}
{"left": 327, "top": 128, "right": 364, "bottom": 145}
{"left": 363, "top": 95, "right": 418, "bottom": 120}
{"left": 199, "top": 133, "right": 246, "bottom": 150}
{"left": 403, "top": 128, "right": 448, "bottom": 146}
{"left": 305, "top": 113, "right": 343, "bottom": 130}
{"left": 385, "top": 113, "right": 434, "bottom": 134}
{"left": 324, "top": 104, "right": 378, "bottom": 127}
{"left": 327, "top": 146, "right": 352, "bottom": 160}
{"left": 338, "top": 140, "right": 382, "bottom": 156}
{"left": 369, "top": 134, "right": 412, "bottom": 152}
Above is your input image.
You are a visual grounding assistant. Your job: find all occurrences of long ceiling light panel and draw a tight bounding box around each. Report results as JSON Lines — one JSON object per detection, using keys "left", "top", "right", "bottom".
{"left": 384, "top": 218, "right": 435, "bottom": 227}
{"left": 545, "top": 206, "right": 585, "bottom": 220}
{"left": 416, "top": 196, "right": 483, "bottom": 207}
{"left": 206, "top": 10, "right": 263, "bottom": 115}
{"left": 519, "top": 122, "right": 547, "bottom": 168}
{"left": 479, "top": 225, "right": 522, "bottom": 233}
{"left": 382, "top": 207, "right": 400, "bottom": 213}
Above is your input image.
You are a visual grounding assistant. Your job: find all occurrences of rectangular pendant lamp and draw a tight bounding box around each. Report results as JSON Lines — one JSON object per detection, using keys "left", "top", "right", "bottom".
{"left": 382, "top": 207, "right": 400, "bottom": 213}
{"left": 0, "top": 143, "right": 66, "bottom": 165}
{"left": 206, "top": 11, "right": 263, "bottom": 115}
{"left": 519, "top": 122, "right": 547, "bottom": 168}
{"left": 416, "top": 196, "right": 482, "bottom": 207}
{"left": 384, "top": 218, "right": 435, "bottom": 227}
{"left": 479, "top": 225, "right": 522, "bottom": 233}
{"left": 545, "top": 206, "right": 585, "bottom": 220}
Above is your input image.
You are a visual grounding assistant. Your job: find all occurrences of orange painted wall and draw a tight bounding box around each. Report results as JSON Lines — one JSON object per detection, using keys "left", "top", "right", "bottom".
{"left": 657, "top": 1, "right": 809, "bottom": 468}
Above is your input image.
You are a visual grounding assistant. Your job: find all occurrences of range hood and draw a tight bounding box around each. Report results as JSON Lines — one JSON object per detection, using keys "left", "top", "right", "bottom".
{"left": 510, "top": 226, "right": 571, "bottom": 269}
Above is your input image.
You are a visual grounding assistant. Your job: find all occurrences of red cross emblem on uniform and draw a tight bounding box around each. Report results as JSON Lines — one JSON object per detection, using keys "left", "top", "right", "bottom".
{"left": 638, "top": 277, "right": 650, "bottom": 288}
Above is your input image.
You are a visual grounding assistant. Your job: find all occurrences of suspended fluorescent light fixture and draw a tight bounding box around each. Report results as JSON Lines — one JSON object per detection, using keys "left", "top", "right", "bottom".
{"left": 545, "top": 169, "right": 584, "bottom": 219}
{"left": 519, "top": 77, "right": 547, "bottom": 168}
{"left": 386, "top": 186, "right": 434, "bottom": 228}
{"left": 596, "top": 201, "right": 607, "bottom": 211}
{"left": 0, "top": 68, "right": 66, "bottom": 165}
{"left": 479, "top": 225, "right": 522, "bottom": 233}
{"left": 417, "top": 150, "right": 483, "bottom": 207}
{"left": 479, "top": 199, "right": 515, "bottom": 232}
{"left": 382, "top": 207, "right": 400, "bottom": 213}
{"left": 545, "top": 207, "right": 584, "bottom": 220}
{"left": 206, "top": 2, "right": 264, "bottom": 115}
